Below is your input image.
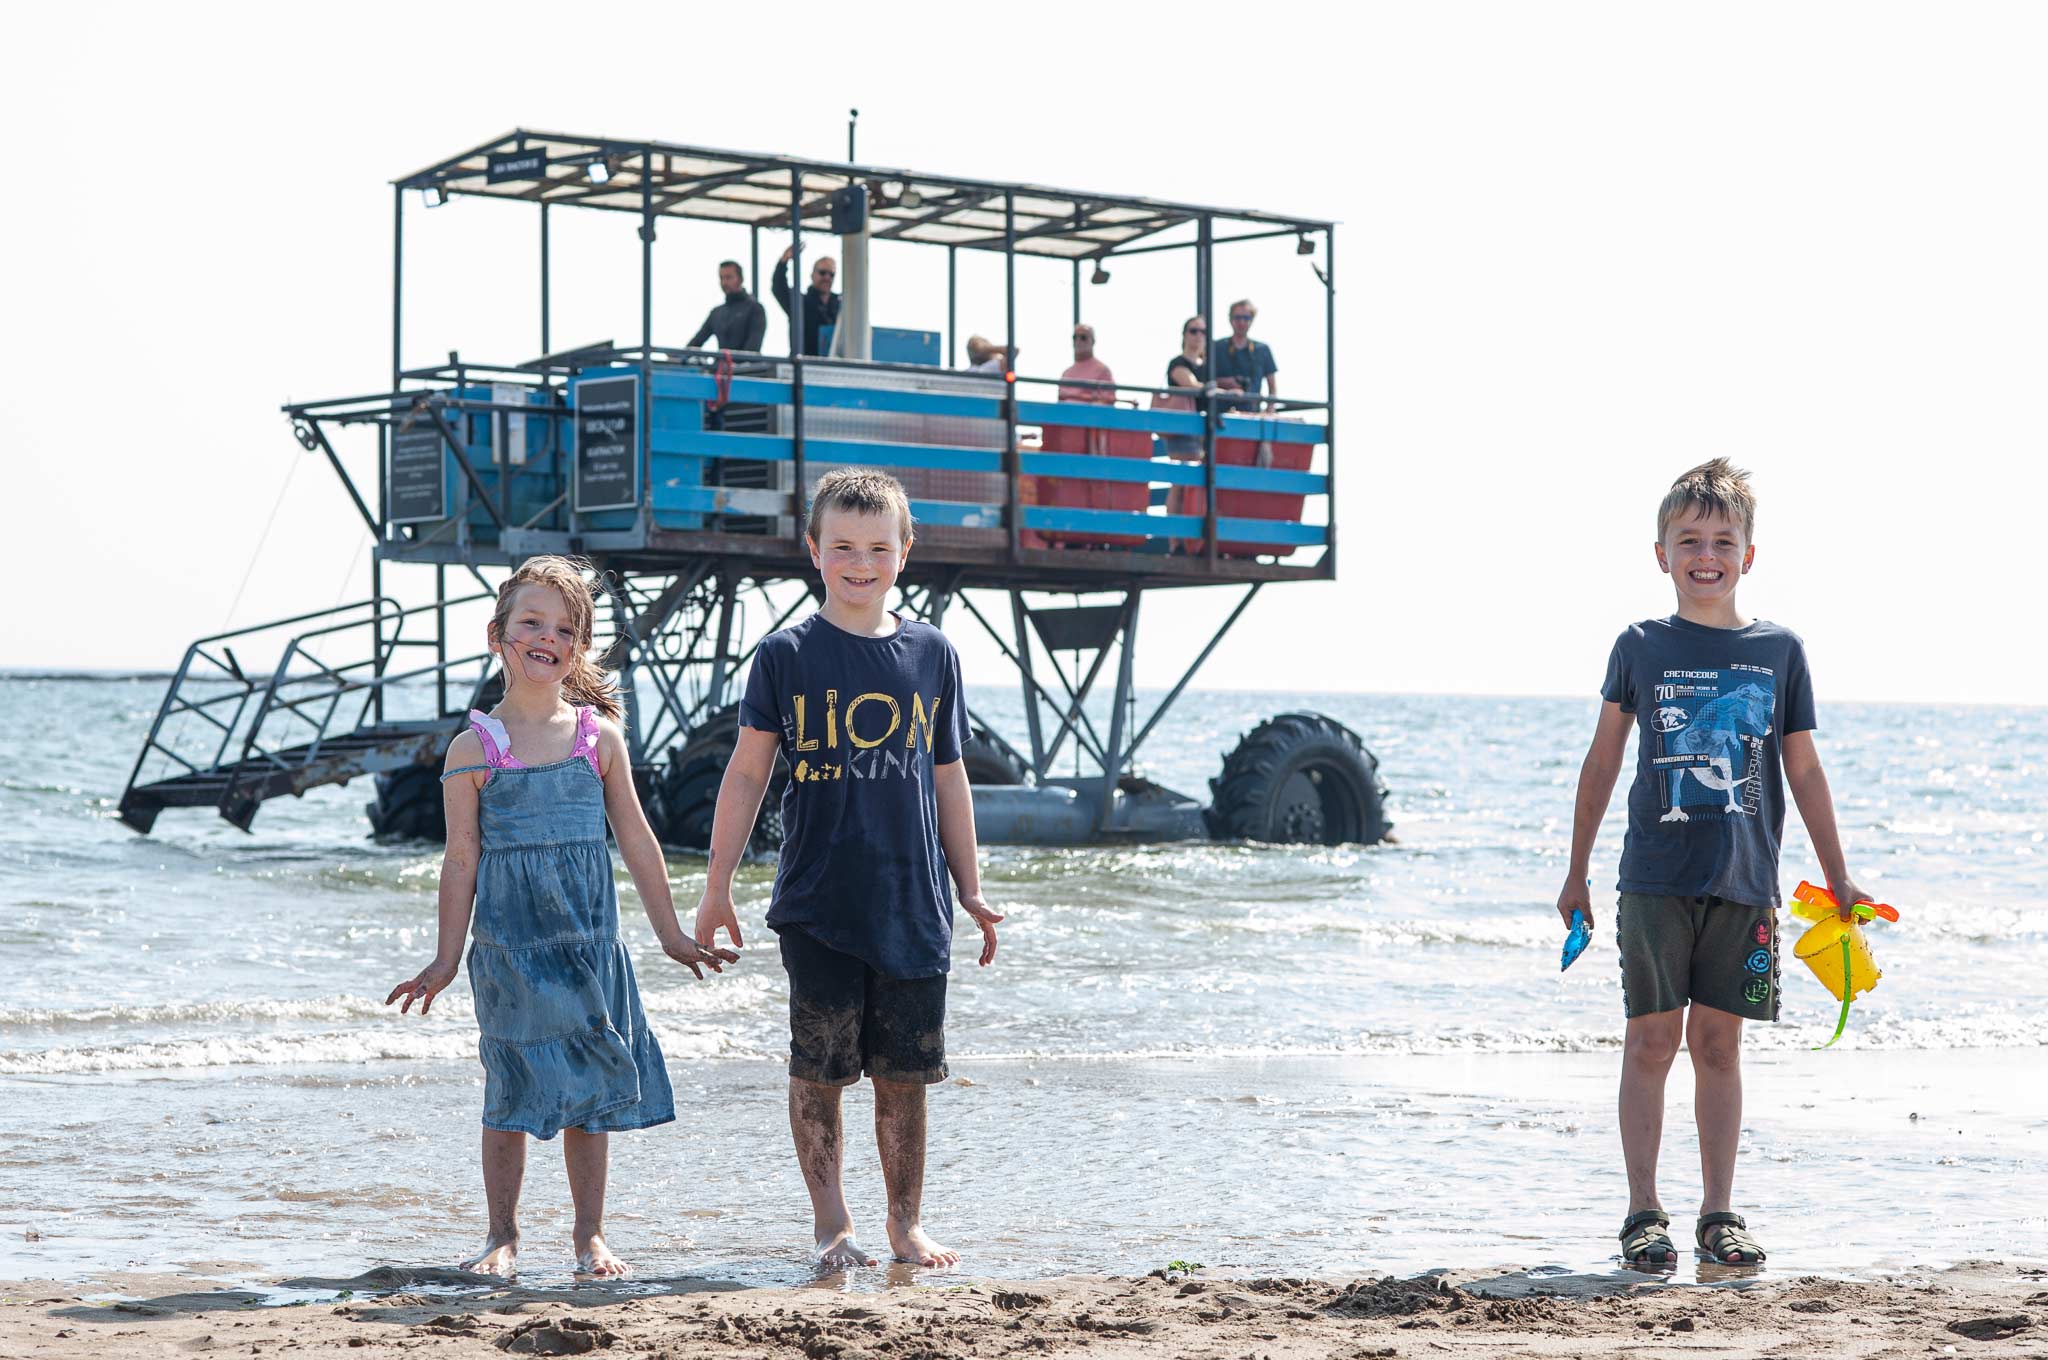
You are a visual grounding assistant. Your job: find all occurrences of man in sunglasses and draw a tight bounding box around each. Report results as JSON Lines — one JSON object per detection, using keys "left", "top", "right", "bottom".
{"left": 1213, "top": 298, "right": 1278, "bottom": 409}
{"left": 773, "top": 244, "right": 843, "bottom": 356}
{"left": 1058, "top": 323, "right": 1116, "bottom": 403}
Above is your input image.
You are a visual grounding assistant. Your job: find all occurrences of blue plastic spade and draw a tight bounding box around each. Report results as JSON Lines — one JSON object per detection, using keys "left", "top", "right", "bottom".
{"left": 1560, "top": 908, "right": 1592, "bottom": 971}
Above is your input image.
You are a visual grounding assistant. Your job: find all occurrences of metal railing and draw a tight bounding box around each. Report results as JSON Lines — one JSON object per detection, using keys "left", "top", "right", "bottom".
{"left": 286, "top": 345, "right": 1335, "bottom": 575}
{"left": 123, "top": 593, "right": 495, "bottom": 808}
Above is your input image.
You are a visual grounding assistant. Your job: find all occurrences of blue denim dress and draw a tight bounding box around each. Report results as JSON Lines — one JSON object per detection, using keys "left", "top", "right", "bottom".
{"left": 439, "top": 707, "right": 674, "bottom": 1139}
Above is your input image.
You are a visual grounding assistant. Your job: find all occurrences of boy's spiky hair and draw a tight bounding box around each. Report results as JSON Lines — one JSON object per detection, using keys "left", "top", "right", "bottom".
{"left": 1658, "top": 458, "right": 1756, "bottom": 542}
{"left": 806, "top": 467, "right": 914, "bottom": 544}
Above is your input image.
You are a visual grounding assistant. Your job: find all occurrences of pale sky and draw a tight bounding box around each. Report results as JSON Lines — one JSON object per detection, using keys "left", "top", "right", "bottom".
{"left": 6, "top": 2, "right": 2043, "bottom": 705}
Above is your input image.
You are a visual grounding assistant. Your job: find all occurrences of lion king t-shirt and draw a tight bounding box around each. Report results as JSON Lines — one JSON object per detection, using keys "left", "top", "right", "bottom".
{"left": 740, "top": 612, "right": 970, "bottom": 979}
{"left": 1601, "top": 616, "right": 1816, "bottom": 909}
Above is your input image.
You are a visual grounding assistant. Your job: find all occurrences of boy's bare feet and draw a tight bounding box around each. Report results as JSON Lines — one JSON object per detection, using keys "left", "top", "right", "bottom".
{"left": 887, "top": 1217, "right": 959, "bottom": 1268}
{"left": 575, "top": 1230, "right": 627, "bottom": 1277}
{"left": 816, "top": 1222, "right": 877, "bottom": 1271}
{"left": 460, "top": 1235, "right": 519, "bottom": 1277}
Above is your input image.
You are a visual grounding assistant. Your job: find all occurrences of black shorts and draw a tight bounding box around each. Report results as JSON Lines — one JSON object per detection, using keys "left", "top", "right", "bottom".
{"left": 1616, "top": 892, "right": 1781, "bottom": 1022}
{"left": 778, "top": 926, "right": 948, "bottom": 1086}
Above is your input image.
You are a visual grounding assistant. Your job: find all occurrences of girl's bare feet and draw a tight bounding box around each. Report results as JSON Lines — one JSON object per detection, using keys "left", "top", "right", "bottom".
{"left": 461, "top": 1235, "right": 519, "bottom": 1277}
{"left": 816, "top": 1222, "right": 877, "bottom": 1271}
{"left": 887, "top": 1218, "right": 958, "bottom": 1269}
{"left": 575, "top": 1230, "right": 627, "bottom": 1277}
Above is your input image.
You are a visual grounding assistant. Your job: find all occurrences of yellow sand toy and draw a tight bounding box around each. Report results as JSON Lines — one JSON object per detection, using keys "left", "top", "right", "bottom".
{"left": 1788, "top": 880, "right": 1900, "bottom": 1048}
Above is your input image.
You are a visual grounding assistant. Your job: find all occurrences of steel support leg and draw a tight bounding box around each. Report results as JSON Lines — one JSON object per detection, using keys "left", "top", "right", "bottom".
{"left": 705, "top": 575, "right": 740, "bottom": 714}
{"left": 434, "top": 564, "right": 447, "bottom": 717}
{"left": 600, "top": 564, "right": 645, "bottom": 764}
{"left": 1037, "top": 621, "right": 1119, "bottom": 775}
{"left": 1096, "top": 592, "right": 1141, "bottom": 834}
{"left": 1010, "top": 590, "right": 1046, "bottom": 775}
{"left": 1126, "top": 583, "right": 1261, "bottom": 763}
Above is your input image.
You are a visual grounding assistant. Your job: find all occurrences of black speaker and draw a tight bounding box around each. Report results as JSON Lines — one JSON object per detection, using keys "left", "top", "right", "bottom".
{"left": 828, "top": 184, "right": 868, "bottom": 234}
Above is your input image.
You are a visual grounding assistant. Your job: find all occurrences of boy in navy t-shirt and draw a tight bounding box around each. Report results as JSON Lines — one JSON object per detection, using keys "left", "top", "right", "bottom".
{"left": 1557, "top": 458, "right": 1870, "bottom": 1270}
{"left": 694, "top": 467, "right": 1000, "bottom": 1272}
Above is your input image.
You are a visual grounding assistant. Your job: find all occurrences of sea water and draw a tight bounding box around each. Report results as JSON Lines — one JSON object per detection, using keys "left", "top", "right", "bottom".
{"left": 1, "top": 677, "right": 2043, "bottom": 1288}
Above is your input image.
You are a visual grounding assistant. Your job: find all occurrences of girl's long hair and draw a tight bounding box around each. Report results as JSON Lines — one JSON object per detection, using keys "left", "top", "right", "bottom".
{"left": 487, "top": 556, "right": 623, "bottom": 722}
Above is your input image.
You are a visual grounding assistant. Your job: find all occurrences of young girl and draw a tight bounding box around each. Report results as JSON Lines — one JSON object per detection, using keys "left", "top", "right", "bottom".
{"left": 387, "top": 556, "right": 736, "bottom": 1278}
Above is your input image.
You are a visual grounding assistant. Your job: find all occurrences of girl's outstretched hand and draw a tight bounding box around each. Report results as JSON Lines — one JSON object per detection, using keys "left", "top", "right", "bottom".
{"left": 960, "top": 896, "right": 1004, "bottom": 967}
{"left": 386, "top": 959, "right": 459, "bottom": 1015}
{"left": 662, "top": 933, "right": 740, "bottom": 980}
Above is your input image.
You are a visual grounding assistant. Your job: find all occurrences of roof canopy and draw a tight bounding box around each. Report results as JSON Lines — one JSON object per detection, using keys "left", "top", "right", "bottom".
{"left": 399, "top": 130, "right": 1332, "bottom": 260}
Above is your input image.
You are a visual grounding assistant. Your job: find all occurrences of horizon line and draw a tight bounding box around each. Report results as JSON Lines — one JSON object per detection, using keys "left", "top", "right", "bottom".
{"left": 4, "top": 667, "right": 2040, "bottom": 712}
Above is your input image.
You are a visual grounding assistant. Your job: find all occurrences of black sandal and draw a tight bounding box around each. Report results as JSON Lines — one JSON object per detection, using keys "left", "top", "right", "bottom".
{"left": 1696, "top": 1211, "right": 1766, "bottom": 1264}
{"left": 1619, "top": 1209, "right": 1678, "bottom": 1268}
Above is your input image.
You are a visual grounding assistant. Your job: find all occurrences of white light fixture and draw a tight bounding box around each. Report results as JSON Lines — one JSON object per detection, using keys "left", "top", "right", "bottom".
{"left": 420, "top": 185, "right": 447, "bottom": 209}
{"left": 585, "top": 155, "right": 616, "bottom": 186}
{"left": 900, "top": 186, "right": 923, "bottom": 209}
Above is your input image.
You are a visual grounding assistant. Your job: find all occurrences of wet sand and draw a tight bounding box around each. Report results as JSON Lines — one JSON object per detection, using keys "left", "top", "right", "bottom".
{"left": 6, "top": 1260, "right": 2044, "bottom": 1359}
{"left": 11, "top": 1047, "right": 2042, "bottom": 1288}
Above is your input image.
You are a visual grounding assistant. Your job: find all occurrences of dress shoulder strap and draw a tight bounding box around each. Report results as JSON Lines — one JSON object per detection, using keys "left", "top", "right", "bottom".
{"left": 468, "top": 710, "right": 517, "bottom": 767}
{"left": 573, "top": 706, "right": 603, "bottom": 779}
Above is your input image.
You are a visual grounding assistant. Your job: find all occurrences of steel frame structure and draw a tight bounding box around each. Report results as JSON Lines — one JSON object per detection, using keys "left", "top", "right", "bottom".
{"left": 124, "top": 131, "right": 1345, "bottom": 842}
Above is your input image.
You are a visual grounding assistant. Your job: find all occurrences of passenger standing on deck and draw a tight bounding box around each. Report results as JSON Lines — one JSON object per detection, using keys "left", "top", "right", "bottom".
{"left": 687, "top": 260, "right": 768, "bottom": 353}
{"left": 694, "top": 469, "right": 1001, "bottom": 1272}
{"left": 772, "top": 245, "right": 841, "bottom": 356}
{"left": 1058, "top": 323, "right": 1115, "bottom": 402}
{"left": 1159, "top": 314, "right": 1211, "bottom": 456}
{"left": 1213, "top": 298, "right": 1278, "bottom": 407}
{"left": 386, "top": 556, "right": 736, "bottom": 1280}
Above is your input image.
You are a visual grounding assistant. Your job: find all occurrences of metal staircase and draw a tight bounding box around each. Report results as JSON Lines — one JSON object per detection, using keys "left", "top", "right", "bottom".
{"left": 118, "top": 594, "right": 494, "bottom": 833}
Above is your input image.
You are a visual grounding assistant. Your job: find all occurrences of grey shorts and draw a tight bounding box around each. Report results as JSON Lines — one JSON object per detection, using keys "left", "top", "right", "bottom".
{"left": 778, "top": 926, "right": 948, "bottom": 1086}
{"left": 1616, "top": 893, "right": 1781, "bottom": 1022}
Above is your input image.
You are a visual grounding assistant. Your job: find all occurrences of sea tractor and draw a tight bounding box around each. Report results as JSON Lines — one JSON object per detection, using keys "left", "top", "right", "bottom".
{"left": 118, "top": 129, "right": 1389, "bottom": 851}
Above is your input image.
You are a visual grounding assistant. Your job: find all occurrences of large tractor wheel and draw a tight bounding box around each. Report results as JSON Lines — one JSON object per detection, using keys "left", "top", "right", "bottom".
{"left": 1206, "top": 711, "right": 1391, "bottom": 846}
{"left": 654, "top": 703, "right": 788, "bottom": 857}
{"left": 366, "top": 677, "right": 503, "bottom": 843}
{"left": 367, "top": 762, "right": 447, "bottom": 842}
{"left": 961, "top": 723, "right": 1029, "bottom": 785}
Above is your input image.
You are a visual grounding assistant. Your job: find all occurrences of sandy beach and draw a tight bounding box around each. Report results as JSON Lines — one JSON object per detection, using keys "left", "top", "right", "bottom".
{"left": 7, "top": 1260, "right": 2046, "bottom": 1359}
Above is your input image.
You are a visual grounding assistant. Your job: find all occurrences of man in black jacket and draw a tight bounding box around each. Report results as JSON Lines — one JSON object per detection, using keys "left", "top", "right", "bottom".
{"left": 688, "top": 261, "right": 769, "bottom": 353}
{"left": 772, "top": 245, "right": 841, "bottom": 356}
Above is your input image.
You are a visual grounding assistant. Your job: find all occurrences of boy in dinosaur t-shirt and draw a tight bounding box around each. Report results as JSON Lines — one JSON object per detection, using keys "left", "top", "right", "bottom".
{"left": 1556, "top": 457, "right": 1871, "bottom": 1269}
